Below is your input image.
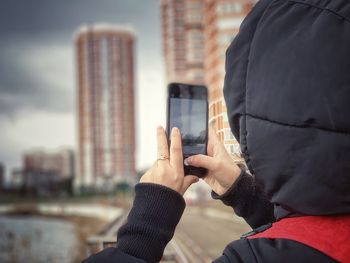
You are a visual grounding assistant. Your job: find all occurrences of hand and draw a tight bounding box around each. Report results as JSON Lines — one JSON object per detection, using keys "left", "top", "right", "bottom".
{"left": 140, "top": 126, "right": 199, "bottom": 195}
{"left": 185, "top": 126, "right": 241, "bottom": 195}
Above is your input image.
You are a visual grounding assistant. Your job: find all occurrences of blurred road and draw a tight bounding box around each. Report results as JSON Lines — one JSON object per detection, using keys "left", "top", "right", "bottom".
{"left": 169, "top": 206, "right": 251, "bottom": 262}
{"left": 76, "top": 202, "right": 252, "bottom": 263}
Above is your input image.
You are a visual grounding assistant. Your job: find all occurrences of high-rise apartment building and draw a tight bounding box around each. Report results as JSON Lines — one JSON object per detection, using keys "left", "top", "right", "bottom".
{"left": 204, "top": 0, "right": 254, "bottom": 162}
{"left": 161, "top": 0, "right": 254, "bottom": 162}
{"left": 75, "top": 24, "right": 136, "bottom": 190}
{"left": 161, "top": 0, "right": 206, "bottom": 84}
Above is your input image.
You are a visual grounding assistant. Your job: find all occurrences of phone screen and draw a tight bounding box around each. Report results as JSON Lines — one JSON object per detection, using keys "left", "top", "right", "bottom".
{"left": 169, "top": 97, "right": 207, "bottom": 156}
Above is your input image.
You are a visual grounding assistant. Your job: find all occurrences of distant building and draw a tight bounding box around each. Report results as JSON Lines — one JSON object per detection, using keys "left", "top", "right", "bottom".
{"left": 161, "top": 0, "right": 206, "bottom": 84}
{"left": 11, "top": 168, "right": 24, "bottom": 190}
{"left": 23, "top": 148, "right": 75, "bottom": 195}
{"left": 161, "top": 0, "right": 255, "bottom": 163}
{"left": 0, "top": 163, "right": 4, "bottom": 190}
{"left": 24, "top": 148, "right": 74, "bottom": 179}
{"left": 74, "top": 24, "right": 136, "bottom": 191}
{"left": 25, "top": 171, "right": 62, "bottom": 196}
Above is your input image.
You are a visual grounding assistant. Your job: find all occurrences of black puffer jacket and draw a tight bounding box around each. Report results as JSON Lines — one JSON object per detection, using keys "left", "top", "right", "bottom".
{"left": 83, "top": 0, "right": 350, "bottom": 262}
{"left": 225, "top": 0, "right": 350, "bottom": 219}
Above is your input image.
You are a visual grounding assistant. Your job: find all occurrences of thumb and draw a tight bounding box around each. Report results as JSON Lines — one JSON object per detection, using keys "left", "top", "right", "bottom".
{"left": 186, "top": 154, "right": 216, "bottom": 171}
{"left": 181, "top": 175, "right": 199, "bottom": 195}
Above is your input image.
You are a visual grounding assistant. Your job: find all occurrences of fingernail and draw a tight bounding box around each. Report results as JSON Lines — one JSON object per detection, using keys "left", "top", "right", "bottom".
{"left": 184, "top": 158, "right": 189, "bottom": 166}
{"left": 157, "top": 126, "right": 163, "bottom": 133}
{"left": 185, "top": 157, "right": 192, "bottom": 165}
{"left": 172, "top": 127, "right": 179, "bottom": 134}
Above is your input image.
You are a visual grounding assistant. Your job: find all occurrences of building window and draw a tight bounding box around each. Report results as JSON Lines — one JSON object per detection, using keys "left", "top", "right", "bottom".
{"left": 188, "top": 30, "right": 202, "bottom": 38}
{"left": 187, "top": 50, "right": 203, "bottom": 62}
{"left": 217, "top": 17, "right": 244, "bottom": 30}
{"left": 218, "top": 116, "right": 223, "bottom": 130}
{"left": 216, "top": 3, "right": 243, "bottom": 14}
{"left": 219, "top": 34, "right": 235, "bottom": 46}
{"left": 232, "top": 144, "right": 242, "bottom": 156}
{"left": 186, "top": 2, "right": 202, "bottom": 10}
{"left": 223, "top": 128, "right": 234, "bottom": 140}
{"left": 187, "top": 70, "right": 204, "bottom": 81}
{"left": 225, "top": 143, "right": 241, "bottom": 156}
{"left": 186, "top": 13, "right": 203, "bottom": 23}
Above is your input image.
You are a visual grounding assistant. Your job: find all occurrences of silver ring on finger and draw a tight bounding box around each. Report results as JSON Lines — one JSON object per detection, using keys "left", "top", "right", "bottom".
{"left": 157, "top": 154, "right": 169, "bottom": 161}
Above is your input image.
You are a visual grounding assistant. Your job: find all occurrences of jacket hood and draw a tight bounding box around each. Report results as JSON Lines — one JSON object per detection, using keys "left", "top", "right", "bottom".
{"left": 224, "top": 0, "right": 350, "bottom": 218}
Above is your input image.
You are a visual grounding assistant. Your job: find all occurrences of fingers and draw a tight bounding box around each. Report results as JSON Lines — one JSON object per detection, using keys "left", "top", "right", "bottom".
{"left": 185, "top": 154, "right": 217, "bottom": 171}
{"left": 209, "top": 125, "right": 221, "bottom": 144}
{"left": 207, "top": 126, "right": 220, "bottom": 156}
{"left": 170, "top": 127, "right": 184, "bottom": 171}
{"left": 181, "top": 175, "right": 199, "bottom": 194}
{"left": 157, "top": 126, "right": 169, "bottom": 163}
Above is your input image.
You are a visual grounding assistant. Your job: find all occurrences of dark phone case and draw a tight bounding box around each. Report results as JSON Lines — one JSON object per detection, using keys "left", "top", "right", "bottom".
{"left": 166, "top": 83, "right": 208, "bottom": 178}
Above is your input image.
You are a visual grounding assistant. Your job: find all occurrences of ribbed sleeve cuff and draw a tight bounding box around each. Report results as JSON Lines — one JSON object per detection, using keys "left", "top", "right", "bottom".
{"left": 211, "top": 169, "right": 275, "bottom": 229}
{"left": 117, "top": 183, "right": 185, "bottom": 263}
{"left": 211, "top": 169, "right": 254, "bottom": 207}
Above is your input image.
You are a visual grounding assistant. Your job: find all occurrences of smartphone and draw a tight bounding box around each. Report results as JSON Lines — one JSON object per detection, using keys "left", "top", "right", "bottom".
{"left": 166, "top": 83, "right": 208, "bottom": 177}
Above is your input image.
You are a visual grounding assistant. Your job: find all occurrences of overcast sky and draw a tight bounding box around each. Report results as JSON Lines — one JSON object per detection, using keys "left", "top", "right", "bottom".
{"left": 0, "top": 0, "right": 166, "bottom": 180}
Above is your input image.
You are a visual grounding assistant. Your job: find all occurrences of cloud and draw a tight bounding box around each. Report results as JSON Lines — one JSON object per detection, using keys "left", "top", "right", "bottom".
{"left": 0, "top": 0, "right": 160, "bottom": 41}
{"left": 0, "top": 43, "right": 74, "bottom": 117}
{"left": 0, "top": 0, "right": 162, "bottom": 117}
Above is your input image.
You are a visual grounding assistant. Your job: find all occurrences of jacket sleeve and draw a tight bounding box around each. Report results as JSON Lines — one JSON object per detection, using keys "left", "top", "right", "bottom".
{"left": 82, "top": 183, "right": 186, "bottom": 263}
{"left": 212, "top": 169, "right": 275, "bottom": 229}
